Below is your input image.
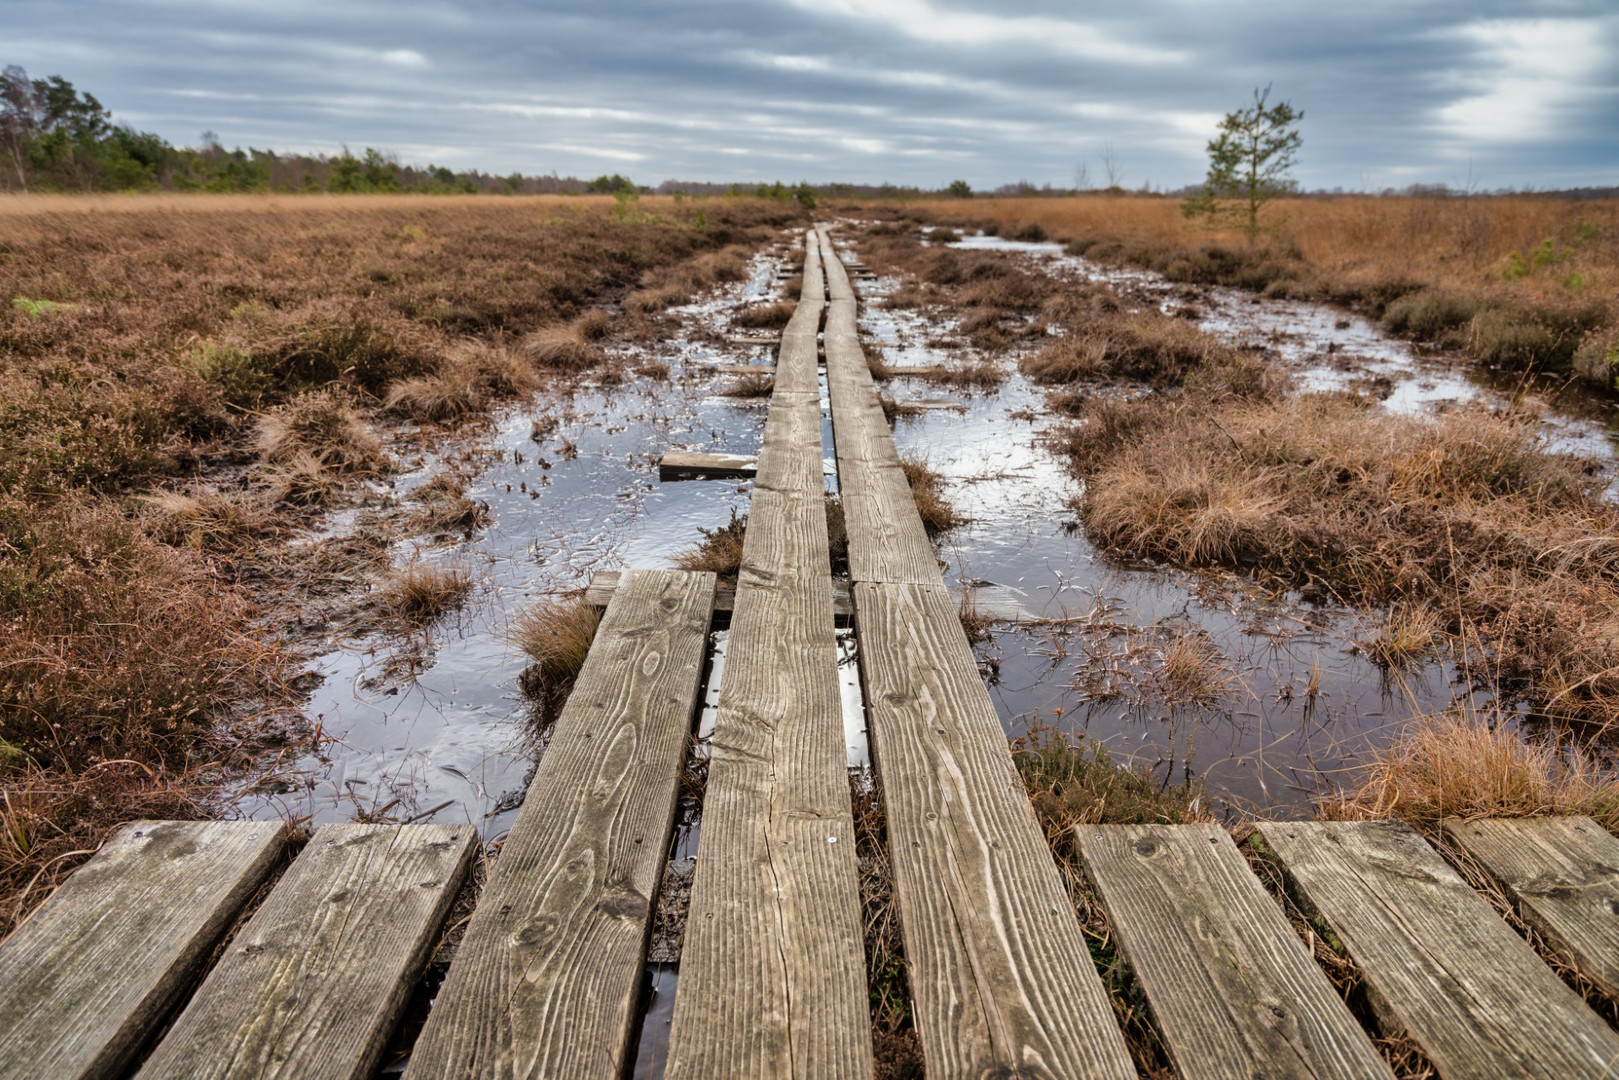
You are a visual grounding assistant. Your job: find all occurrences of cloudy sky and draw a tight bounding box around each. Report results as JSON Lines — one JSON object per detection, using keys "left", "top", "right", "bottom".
{"left": 8, "top": 0, "right": 1617, "bottom": 190}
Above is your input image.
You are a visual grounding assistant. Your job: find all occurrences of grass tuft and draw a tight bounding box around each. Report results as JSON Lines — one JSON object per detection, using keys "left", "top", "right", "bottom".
{"left": 675, "top": 510, "right": 748, "bottom": 579}
{"left": 1321, "top": 710, "right": 1619, "bottom": 829}
{"left": 378, "top": 561, "right": 473, "bottom": 625}
{"left": 510, "top": 598, "right": 600, "bottom": 700}
{"left": 733, "top": 301, "right": 796, "bottom": 329}
{"left": 252, "top": 389, "right": 385, "bottom": 472}
{"left": 523, "top": 321, "right": 606, "bottom": 370}
{"left": 720, "top": 372, "right": 774, "bottom": 398}
{"left": 898, "top": 455, "right": 962, "bottom": 535}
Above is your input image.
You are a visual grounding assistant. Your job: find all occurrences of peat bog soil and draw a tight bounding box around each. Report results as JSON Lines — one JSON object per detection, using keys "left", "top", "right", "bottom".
{"left": 839, "top": 222, "right": 1619, "bottom": 813}
{"left": 283, "top": 217, "right": 1615, "bottom": 1075}
{"left": 7, "top": 201, "right": 1617, "bottom": 1076}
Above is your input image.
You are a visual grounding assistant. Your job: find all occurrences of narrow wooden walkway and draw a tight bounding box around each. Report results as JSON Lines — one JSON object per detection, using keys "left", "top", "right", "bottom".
{"left": 665, "top": 229, "right": 873, "bottom": 1077}
{"left": 10, "top": 226, "right": 1619, "bottom": 1080}
{"left": 821, "top": 227, "right": 1136, "bottom": 1080}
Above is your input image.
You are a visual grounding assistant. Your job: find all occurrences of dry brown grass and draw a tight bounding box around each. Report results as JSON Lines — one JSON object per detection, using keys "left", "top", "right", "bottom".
{"left": 1023, "top": 301, "right": 1268, "bottom": 391}
{"left": 872, "top": 196, "right": 1618, "bottom": 377}
{"left": 510, "top": 597, "right": 600, "bottom": 702}
{"left": 409, "top": 473, "right": 488, "bottom": 536}
{"left": 0, "top": 496, "right": 289, "bottom": 935}
{"left": 720, "top": 372, "right": 774, "bottom": 398}
{"left": 383, "top": 369, "right": 483, "bottom": 422}
{"left": 733, "top": 300, "right": 796, "bottom": 329}
{"left": 897, "top": 455, "right": 962, "bottom": 534}
{"left": 378, "top": 562, "right": 473, "bottom": 625}
{"left": 522, "top": 319, "right": 607, "bottom": 371}
{"left": 1321, "top": 710, "right": 1619, "bottom": 828}
{"left": 0, "top": 194, "right": 801, "bottom": 935}
{"left": 674, "top": 510, "right": 748, "bottom": 579}
{"left": 624, "top": 243, "right": 761, "bottom": 314}
{"left": 854, "top": 229, "right": 1058, "bottom": 350}
{"left": 1065, "top": 388, "right": 1619, "bottom": 725}
{"left": 252, "top": 389, "right": 385, "bottom": 472}
{"left": 901, "top": 194, "right": 1619, "bottom": 302}
{"left": 385, "top": 342, "right": 542, "bottom": 423}
{"left": 140, "top": 487, "right": 279, "bottom": 551}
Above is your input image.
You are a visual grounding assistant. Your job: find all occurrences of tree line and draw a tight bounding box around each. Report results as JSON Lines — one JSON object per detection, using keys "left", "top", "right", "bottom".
{"left": 0, "top": 66, "right": 651, "bottom": 195}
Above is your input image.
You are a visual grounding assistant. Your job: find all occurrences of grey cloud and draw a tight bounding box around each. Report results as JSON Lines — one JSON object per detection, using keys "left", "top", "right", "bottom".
{"left": 6, "top": 0, "right": 1616, "bottom": 188}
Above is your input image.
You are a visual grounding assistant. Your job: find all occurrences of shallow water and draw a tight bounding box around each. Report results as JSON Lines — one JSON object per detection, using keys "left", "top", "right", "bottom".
{"left": 849, "top": 229, "right": 1610, "bottom": 813}
{"left": 956, "top": 231, "right": 1619, "bottom": 464}
{"left": 233, "top": 257, "right": 786, "bottom": 840}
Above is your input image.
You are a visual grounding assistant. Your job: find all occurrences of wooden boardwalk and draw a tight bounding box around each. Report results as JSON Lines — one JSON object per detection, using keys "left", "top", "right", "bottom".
{"left": 8, "top": 228, "right": 1619, "bottom": 1080}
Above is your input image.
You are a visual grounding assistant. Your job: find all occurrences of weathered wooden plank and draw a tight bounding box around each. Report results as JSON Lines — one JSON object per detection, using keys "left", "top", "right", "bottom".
{"left": 135, "top": 824, "right": 474, "bottom": 1080}
{"left": 658, "top": 450, "right": 759, "bottom": 480}
{"left": 585, "top": 569, "right": 852, "bottom": 618}
{"left": 666, "top": 229, "right": 875, "bottom": 1078}
{"left": 1078, "top": 824, "right": 1392, "bottom": 1080}
{"left": 406, "top": 569, "right": 717, "bottom": 1080}
{"left": 823, "top": 313, "right": 940, "bottom": 584}
{"left": 854, "top": 580, "right": 1134, "bottom": 1079}
{"left": 588, "top": 571, "right": 1039, "bottom": 622}
{"left": 1446, "top": 815, "right": 1619, "bottom": 1001}
{"left": 0, "top": 821, "right": 284, "bottom": 1080}
{"left": 1258, "top": 820, "right": 1619, "bottom": 1079}
{"left": 821, "top": 227, "right": 1134, "bottom": 1079}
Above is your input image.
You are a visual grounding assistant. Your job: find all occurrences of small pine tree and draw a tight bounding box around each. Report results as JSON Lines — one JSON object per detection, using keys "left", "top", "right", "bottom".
{"left": 947, "top": 179, "right": 972, "bottom": 198}
{"left": 1182, "top": 85, "right": 1303, "bottom": 242}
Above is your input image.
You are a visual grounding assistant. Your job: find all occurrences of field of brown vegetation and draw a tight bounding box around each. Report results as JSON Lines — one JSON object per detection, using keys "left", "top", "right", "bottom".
{"left": 851, "top": 208, "right": 1619, "bottom": 834}
{"left": 0, "top": 193, "right": 801, "bottom": 934}
{"left": 870, "top": 195, "right": 1619, "bottom": 386}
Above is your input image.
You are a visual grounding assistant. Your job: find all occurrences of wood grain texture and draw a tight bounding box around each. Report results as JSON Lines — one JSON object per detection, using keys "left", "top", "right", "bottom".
{"left": 1446, "top": 816, "right": 1619, "bottom": 1000}
{"left": 585, "top": 570, "right": 853, "bottom": 618}
{"left": 0, "top": 821, "right": 283, "bottom": 1080}
{"left": 666, "top": 229, "right": 876, "bottom": 1079}
{"left": 1078, "top": 824, "right": 1392, "bottom": 1080}
{"left": 1259, "top": 820, "right": 1619, "bottom": 1079}
{"left": 136, "top": 824, "right": 474, "bottom": 1080}
{"left": 405, "top": 569, "right": 716, "bottom": 1080}
{"left": 855, "top": 581, "right": 1134, "bottom": 1079}
{"left": 820, "top": 300, "right": 939, "bottom": 581}
{"left": 820, "top": 229, "right": 1134, "bottom": 1079}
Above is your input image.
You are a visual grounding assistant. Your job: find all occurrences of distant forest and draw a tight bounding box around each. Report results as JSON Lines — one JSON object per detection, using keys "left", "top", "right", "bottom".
{"left": 2, "top": 66, "right": 1612, "bottom": 200}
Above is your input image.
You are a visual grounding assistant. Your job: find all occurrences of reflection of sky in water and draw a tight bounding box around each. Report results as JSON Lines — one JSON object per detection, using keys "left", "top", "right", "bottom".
{"left": 233, "top": 257, "right": 783, "bottom": 839}
{"left": 237, "top": 228, "right": 1618, "bottom": 838}
{"left": 850, "top": 233, "right": 1560, "bottom": 815}
{"left": 950, "top": 232, "right": 1619, "bottom": 466}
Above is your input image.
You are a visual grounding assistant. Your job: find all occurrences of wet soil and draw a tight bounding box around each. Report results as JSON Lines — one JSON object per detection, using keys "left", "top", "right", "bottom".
{"left": 850, "top": 228, "right": 1617, "bottom": 815}
{"left": 234, "top": 223, "right": 1617, "bottom": 1077}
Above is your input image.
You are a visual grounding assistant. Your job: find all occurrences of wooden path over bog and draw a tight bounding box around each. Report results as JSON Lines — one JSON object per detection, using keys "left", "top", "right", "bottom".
{"left": 8, "top": 229, "right": 1619, "bottom": 1080}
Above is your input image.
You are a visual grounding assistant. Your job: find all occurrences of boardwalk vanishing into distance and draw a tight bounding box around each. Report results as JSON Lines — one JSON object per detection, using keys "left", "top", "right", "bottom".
{"left": 5, "top": 228, "right": 1619, "bottom": 1080}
